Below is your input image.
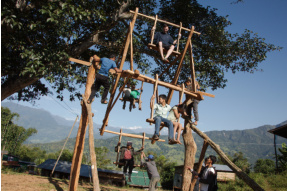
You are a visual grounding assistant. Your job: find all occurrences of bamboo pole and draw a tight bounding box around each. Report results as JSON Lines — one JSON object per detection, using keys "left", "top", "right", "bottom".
{"left": 69, "top": 55, "right": 99, "bottom": 191}
{"left": 150, "top": 15, "right": 158, "bottom": 44}
{"left": 130, "top": 10, "right": 200, "bottom": 35}
{"left": 100, "top": 8, "right": 139, "bottom": 135}
{"left": 189, "top": 120, "right": 264, "bottom": 191}
{"left": 51, "top": 116, "right": 78, "bottom": 177}
{"left": 116, "top": 129, "right": 123, "bottom": 165}
{"left": 104, "top": 130, "right": 165, "bottom": 142}
{"left": 189, "top": 41, "right": 196, "bottom": 92}
{"left": 139, "top": 81, "right": 144, "bottom": 110}
{"left": 83, "top": 96, "right": 100, "bottom": 191}
{"left": 177, "top": 22, "right": 182, "bottom": 52}
{"left": 150, "top": 74, "right": 159, "bottom": 123}
{"left": 130, "top": 24, "right": 134, "bottom": 71}
{"left": 166, "top": 26, "right": 195, "bottom": 104}
{"left": 190, "top": 140, "right": 209, "bottom": 191}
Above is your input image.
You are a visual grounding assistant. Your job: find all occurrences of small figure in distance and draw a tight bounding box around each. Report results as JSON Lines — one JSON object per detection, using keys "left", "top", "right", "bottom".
{"left": 151, "top": 94, "right": 177, "bottom": 144}
{"left": 117, "top": 141, "right": 144, "bottom": 182}
{"left": 88, "top": 54, "right": 123, "bottom": 104}
{"left": 141, "top": 152, "right": 160, "bottom": 191}
{"left": 152, "top": 24, "right": 181, "bottom": 63}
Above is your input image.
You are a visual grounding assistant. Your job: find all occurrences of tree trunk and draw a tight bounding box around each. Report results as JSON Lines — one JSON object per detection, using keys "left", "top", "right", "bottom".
{"left": 182, "top": 117, "right": 197, "bottom": 191}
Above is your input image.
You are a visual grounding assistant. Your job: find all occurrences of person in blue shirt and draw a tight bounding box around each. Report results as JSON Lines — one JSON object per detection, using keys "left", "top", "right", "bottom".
{"left": 151, "top": 24, "right": 181, "bottom": 63}
{"left": 88, "top": 54, "right": 122, "bottom": 104}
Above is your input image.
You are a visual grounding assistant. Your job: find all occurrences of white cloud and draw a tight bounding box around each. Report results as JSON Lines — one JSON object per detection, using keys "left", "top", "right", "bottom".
{"left": 121, "top": 125, "right": 143, "bottom": 130}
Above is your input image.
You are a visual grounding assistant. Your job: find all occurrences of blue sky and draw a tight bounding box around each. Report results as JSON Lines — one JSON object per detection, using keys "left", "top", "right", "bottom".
{"left": 3, "top": 0, "right": 287, "bottom": 136}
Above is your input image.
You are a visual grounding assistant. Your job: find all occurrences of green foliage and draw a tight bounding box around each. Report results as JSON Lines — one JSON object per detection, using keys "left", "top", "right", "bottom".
{"left": 1, "top": 107, "right": 37, "bottom": 154}
{"left": 1, "top": 0, "right": 281, "bottom": 102}
{"left": 232, "top": 152, "right": 251, "bottom": 174}
{"left": 278, "top": 143, "right": 287, "bottom": 171}
{"left": 253, "top": 159, "right": 275, "bottom": 174}
{"left": 94, "top": 146, "right": 111, "bottom": 168}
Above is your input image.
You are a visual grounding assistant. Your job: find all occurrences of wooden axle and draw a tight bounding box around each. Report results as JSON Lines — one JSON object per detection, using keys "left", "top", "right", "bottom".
{"left": 130, "top": 10, "right": 201, "bottom": 35}
{"left": 121, "top": 70, "right": 205, "bottom": 100}
{"left": 104, "top": 129, "right": 165, "bottom": 142}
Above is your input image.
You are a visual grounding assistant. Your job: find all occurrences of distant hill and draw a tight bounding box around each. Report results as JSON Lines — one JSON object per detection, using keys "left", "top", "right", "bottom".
{"left": 1, "top": 102, "right": 135, "bottom": 143}
{"left": 2, "top": 102, "right": 286, "bottom": 166}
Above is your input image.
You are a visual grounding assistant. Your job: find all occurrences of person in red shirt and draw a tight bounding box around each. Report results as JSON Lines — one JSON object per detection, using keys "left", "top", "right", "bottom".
{"left": 117, "top": 141, "right": 143, "bottom": 182}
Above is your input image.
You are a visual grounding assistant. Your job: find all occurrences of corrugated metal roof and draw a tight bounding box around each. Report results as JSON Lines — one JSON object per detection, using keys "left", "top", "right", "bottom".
{"left": 37, "top": 159, "right": 123, "bottom": 178}
{"left": 268, "top": 124, "right": 287, "bottom": 139}
{"left": 127, "top": 170, "right": 161, "bottom": 187}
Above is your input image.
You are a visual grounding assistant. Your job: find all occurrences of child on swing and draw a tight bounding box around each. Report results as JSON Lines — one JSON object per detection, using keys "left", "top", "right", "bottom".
{"left": 121, "top": 82, "right": 131, "bottom": 109}
{"left": 167, "top": 104, "right": 186, "bottom": 144}
{"left": 129, "top": 84, "right": 142, "bottom": 109}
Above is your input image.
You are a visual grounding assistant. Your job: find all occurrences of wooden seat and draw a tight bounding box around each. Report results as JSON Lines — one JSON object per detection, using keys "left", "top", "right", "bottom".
{"left": 147, "top": 43, "right": 181, "bottom": 57}
{"left": 120, "top": 97, "right": 139, "bottom": 103}
{"left": 113, "top": 162, "right": 140, "bottom": 167}
{"left": 146, "top": 118, "right": 167, "bottom": 127}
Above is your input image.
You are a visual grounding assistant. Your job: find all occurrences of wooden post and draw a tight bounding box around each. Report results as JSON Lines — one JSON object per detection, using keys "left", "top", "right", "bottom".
{"left": 100, "top": 8, "right": 138, "bottom": 135}
{"left": 83, "top": 96, "right": 100, "bottom": 191}
{"left": 189, "top": 41, "right": 196, "bottom": 92}
{"left": 130, "top": 24, "right": 134, "bottom": 71}
{"left": 166, "top": 26, "right": 195, "bottom": 104}
{"left": 142, "top": 132, "right": 145, "bottom": 149}
{"left": 139, "top": 81, "right": 144, "bottom": 110}
{"left": 150, "top": 15, "right": 158, "bottom": 44}
{"left": 51, "top": 116, "right": 78, "bottom": 177}
{"left": 69, "top": 55, "right": 99, "bottom": 191}
{"left": 177, "top": 22, "right": 182, "bottom": 52}
{"left": 181, "top": 108, "right": 197, "bottom": 191}
{"left": 116, "top": 129, "right": 123, "bottom": 164}
{"left": 189, "top": 121, "right": 264, "bottom": 191}
{"left": 150, "top": 74, "right": 159, "bottom": 123}
{"left": 190, "top": 140, "right": 209, "bottom": 190}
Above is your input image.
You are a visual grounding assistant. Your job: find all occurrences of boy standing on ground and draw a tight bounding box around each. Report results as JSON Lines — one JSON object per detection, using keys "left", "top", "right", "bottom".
{"left": 117, "top": 141, "right": 143, "bottom": 182}
{"left": 141, "top": 152, "right": 160, "bottom": 191}
{"left": 151, "top": 94, "right": 177, "bottom": 144}
{"left": 88, "top": 54, "right": 123, "bottom": 104}
{"left": 152, "top": 24, "right": 181, "bottom": 63}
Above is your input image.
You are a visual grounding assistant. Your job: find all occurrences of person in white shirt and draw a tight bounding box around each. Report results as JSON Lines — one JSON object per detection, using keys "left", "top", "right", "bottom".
{"left": 151, "top": 94, "right": 177, "bottom": 144}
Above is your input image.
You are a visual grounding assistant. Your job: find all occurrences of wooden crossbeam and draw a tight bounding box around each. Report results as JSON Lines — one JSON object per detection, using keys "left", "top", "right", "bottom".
{"left": 113, "top": 162, "right": 140, "bottom": 167}
{"left": 104, "top": 129, "right": 165, "bottom": 142}
{"left": 130, "top": 10, "right": 201, "bottom": 35}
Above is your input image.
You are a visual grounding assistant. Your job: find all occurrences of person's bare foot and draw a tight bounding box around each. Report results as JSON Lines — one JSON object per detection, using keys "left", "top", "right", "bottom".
{"left": 177, "top": 140, "right": 182, "bottom": 145}
{"left": 162, "top": 58, "right": 169, "bottom": 63}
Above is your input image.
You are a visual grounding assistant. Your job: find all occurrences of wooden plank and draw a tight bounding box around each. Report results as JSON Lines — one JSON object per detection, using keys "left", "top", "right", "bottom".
{"left": 113, "top": 162, "right": 140, "bottom": 167}
{"left": 104, "top": 129, "right": 165, "bottom": 142}
{"left": 116, "top": 129, "right": 123, "bottom": 164}
{"left": 166, "top": 26, "right": 195, "bottom": 104}
{"left": 138, "top": 81, "right": 144, "bottom": 110}
{"left": 100, "top": 8, "right": 139, "bottom": 135}
{"left": 150, "top": 74, "right": 158, "bottom": 121}
{"left": 130, "top": 24, "right": 133, "bottom": 71}
{"left": 142, "top": 132, "right": 145, "bottom": 149}
{"left": 69, "top": 57, "right": 91, "bottom": 66}
{"left": 130, "top": 10, "right": 201, "bottom": 35}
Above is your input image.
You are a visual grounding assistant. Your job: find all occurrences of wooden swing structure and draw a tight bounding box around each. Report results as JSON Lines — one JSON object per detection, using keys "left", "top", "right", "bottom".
{"left": 67, "top": 8, "right": 264, "bottom": 191}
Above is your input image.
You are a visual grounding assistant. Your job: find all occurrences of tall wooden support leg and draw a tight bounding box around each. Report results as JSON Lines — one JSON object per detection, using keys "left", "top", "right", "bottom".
{"left": 130, "top": 24, "right": 134, "bottom": 71}
{"left": 116, "top": 129, "right": 123, "bottom": 165}
{"left": 138, "top": 81, "right": 144, "bottom": 110}
{"left": 150, "top": 74, "right": 159, "bottom": 123}
{"left": 142, "top": 132, "right": 145, "bottom": 149}
{"left": 190, "top": 140, "right": 209, "bottom": 191}
{"left": 166, "top": 26, "right": 195, "bottom": 104}
{"left": 83, "top": 96, "right": 100, "bottom": 191}
{"left": 182, "top": 114, "right": 197, "bottom": 191}
{"left": 69, "top": 57, "right": 98, "bottom": 191}
{"left": 189, "top": 41, "right": 196, "bottom": 92}
{"left": 190, "top": 122, "right": 264, "bottom": 191}
{"left": 100, "top": 8, "right": 138, "bottom": 135}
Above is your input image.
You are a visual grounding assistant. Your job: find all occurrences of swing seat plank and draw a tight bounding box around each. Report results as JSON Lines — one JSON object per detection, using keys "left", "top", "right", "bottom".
{"left": 146, "top": 118, "right": 167, "bottom": 127}
{"left": 147, "top": 43, "right": 181, "bottom": 57}
{"left": 119, "top": 97, "right": 139, "bottom": 103}
{"left": 113, "top": 162, "right": 140, "bottom": 167}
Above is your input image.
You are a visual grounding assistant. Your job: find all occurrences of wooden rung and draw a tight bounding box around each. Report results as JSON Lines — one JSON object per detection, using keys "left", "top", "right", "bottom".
{"left": 104, "top": 129, "right": 165, "bottom": 142}
{"left": 148, "top": 43, "right": 181, "bottom": 56}
{"left": 113, "top": 162, "right": 140, "bottom": 167}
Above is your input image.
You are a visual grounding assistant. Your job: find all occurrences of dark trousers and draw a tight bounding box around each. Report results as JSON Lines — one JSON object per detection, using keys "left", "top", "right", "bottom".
{"left": 187, "top": 99, "right": 199, "bottom": 121}
{"left": 153, "top": 116, "right": 174, "bottom": 140}
{"left": 122, "top": 159, "right": 134, "bottom": 174}
{"left": 90, "top": 73, "right": 110, "bottom": 102}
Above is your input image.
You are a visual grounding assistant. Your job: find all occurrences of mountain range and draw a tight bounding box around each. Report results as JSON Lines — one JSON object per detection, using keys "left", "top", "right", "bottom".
{"left": 2, "top": 102, "right": 286, "bottom": 166}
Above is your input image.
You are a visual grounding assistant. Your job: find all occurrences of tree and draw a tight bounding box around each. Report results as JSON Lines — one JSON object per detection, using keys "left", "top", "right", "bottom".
{"left": 1, "top": 0, "right": 281, "bottom": 102}
{"left": 254, "top": 159, "right": 275, "bottom": 174}
{"left": 278, "top": 143, "right": 287, "bottom": 171}
{"left": 94, "top": 146, "right": 111, "bottom": 168}
{"left": 1, "top": 107, "right": 37, "bottom": 155}
{"left": 232, "top": 152, "right": 251, "bottom": 174}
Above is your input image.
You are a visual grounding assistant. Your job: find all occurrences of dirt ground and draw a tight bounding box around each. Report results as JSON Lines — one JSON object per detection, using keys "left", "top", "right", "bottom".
{"left": 1, "top": 173, "right": 145, "bottom": 191}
